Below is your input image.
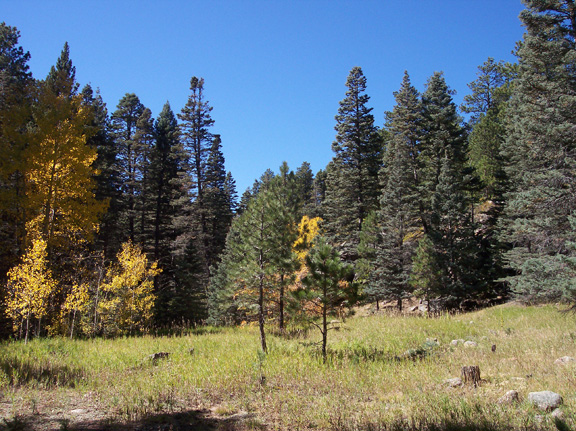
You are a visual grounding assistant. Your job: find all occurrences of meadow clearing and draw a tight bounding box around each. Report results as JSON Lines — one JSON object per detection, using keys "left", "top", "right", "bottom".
{"left": 0, "top": 304, "right": 575, "bottom": 430}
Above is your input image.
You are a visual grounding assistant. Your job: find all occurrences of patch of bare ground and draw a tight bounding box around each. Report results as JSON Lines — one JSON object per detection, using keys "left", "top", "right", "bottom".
{"left": 0, "top": 392, "right": 262, "bottom": 431}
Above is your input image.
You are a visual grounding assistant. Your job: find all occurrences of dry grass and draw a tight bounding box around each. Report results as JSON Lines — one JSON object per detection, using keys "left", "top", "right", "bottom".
{"left": 0, "top": 304, "right": 575, "bottom": 430}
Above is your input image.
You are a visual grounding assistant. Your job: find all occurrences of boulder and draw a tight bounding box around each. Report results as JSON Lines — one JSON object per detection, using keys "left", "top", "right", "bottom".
{"left": 497, "top": 390, "right": 519, "bottom": 405}
{"left": 451, "top": 339, "right": 465, "bottom": 346}
{"left": 528, "top": 391, "right": 563, "bottom": 411}
{"left": 445, "top": 377, "right": 462, "bottom": 388}
{"left": 551, "top": 408, "right": 565, "bottom": 420}
{"left": 554, "top": 356, "right": 575, "bottom": 365}
{"left": 464, "top": 341, "right": 478, "bottom": 348}
{"left": 147, "top": 352, "right": 170, "bottom": 364}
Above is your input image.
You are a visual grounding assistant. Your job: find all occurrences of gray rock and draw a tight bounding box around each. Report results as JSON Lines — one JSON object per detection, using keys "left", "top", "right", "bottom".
{"left": 551, "top": 408, "right": 565, "bottom": 420}
{"left": 464, "top": 341, "right": 478, "bottom": 348}
{"left": 528, "top": 391, "right": 563, "bottom": 411}
{"left": 147, "top": 352, "right": 170, "bottom": 363}
{"left": 70, "top": 409, "right": 87, "bottom": 415}
{"left": 451, "top": 339, "right": 465, "bottom": 346}
{"left": 445, "top": 377, "right": 463, "bottom": 387}
{"left": 497, "top": 390, "right": 519, "bottom": 405}
{"left": 554, "top": 356, "right": 575, "bottom": 365}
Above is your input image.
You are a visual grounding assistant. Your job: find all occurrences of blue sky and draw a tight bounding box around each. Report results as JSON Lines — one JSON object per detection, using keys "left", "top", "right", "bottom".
{"left": 3, "top": 1, "right": 525, "bottom": 194}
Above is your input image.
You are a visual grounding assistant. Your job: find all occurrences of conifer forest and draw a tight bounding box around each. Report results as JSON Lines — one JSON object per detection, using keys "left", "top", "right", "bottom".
{"left": 1, "top": 0, "right": 576, "bottom": 350}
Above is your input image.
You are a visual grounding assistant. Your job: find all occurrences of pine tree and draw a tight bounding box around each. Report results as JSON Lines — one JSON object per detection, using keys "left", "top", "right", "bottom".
{"left": 0, "top": 23, "right": 33, "bottom": 283}
{"left": 499, "top": 0, "right": 576, "bottom": 301}
{"left": 297, "top": 236, "right": 357, "bottom": 363}
{"left": 418, "top": 72, "right": 468, "bottom": 231}
{"left": 462, "top": 58, "right": 516, "bottom": 199}
{"left": 359, "top": 72, "right": 421, "bottom": 310}
{"left": 133, "top": 107, "right": 155, "bottom": 246}
{"left": 212, "top": 166, "right": 297, "bottom": 351}
{"left": 323, "top": 67, "right": 382, "bottom": 261}
{"left": 204, "top": 134, "right": 235, "bottom": 270}
{"left": 81, "top": 85, "right": 121, "bottom": 260}
{"left": 110, "top": 93, "right": 146, "bottom": 243}
{"left": 45, "top": 42, "right": 78, "bottom": 98}
{"left": 178, "top": 76, "right": 215, "bottom": 274}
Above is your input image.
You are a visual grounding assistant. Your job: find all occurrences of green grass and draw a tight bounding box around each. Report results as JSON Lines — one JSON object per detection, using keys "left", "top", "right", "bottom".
{"left": 1, "top": 304, "right": 575, "bottom": 430}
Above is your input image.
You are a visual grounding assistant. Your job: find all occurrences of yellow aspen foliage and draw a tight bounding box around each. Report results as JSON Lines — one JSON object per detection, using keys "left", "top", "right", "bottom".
{"left": 97, "top": 242, "right": 160, "bottom": 336}
{"left": 293, "top": 216, "right": 322, "bottom": 262}
{"left": 24, "top": 85, "right": 106, "bottom": 249}
{"left": 60, "top": 282, "right": 90, "bottom": 338}
{"left": 5, "top": 237, "right": 58, "bottom": 343}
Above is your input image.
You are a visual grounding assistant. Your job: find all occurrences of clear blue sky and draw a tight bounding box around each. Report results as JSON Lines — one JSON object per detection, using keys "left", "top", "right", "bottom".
{"left": 3, "top": 1, "right": 525, "bottom": 194}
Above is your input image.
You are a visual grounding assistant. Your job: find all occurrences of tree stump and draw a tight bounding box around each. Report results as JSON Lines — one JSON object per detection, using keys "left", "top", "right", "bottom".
{"left": 461, "top": 365, "right": 481, "bottom": 387}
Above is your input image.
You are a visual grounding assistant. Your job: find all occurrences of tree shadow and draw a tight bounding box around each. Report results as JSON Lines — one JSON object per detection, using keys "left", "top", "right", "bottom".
{"left": 1, "top": 409, "right": 263, "bottom": 431}
{"left": 0, "top": 357, "right": 85, "bottom": 387}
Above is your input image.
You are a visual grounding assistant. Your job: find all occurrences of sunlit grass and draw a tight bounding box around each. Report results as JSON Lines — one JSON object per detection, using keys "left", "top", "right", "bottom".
{"left": 1, "top": 304, "right": 575, "bottom": 429}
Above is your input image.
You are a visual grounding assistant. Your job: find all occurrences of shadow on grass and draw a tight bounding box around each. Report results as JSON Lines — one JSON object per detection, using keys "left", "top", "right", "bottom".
{"left": 0, "top": 357, "right": 85, "bottom": 388}
{"left": 1, "top": 411, "right": 572, "bottom": 431}
{"left": 0, "top": 409, "right": 264, "bottom": 431}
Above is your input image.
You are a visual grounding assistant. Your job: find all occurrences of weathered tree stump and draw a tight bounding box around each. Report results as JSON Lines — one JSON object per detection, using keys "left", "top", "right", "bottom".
{"left": 461, "top": 365, "right": 481, "bottom": 387}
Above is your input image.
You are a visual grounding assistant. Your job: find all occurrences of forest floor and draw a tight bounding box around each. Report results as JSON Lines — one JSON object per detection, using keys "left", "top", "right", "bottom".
{"left": 1, "top": 303, "right": 575, "bottom": 431}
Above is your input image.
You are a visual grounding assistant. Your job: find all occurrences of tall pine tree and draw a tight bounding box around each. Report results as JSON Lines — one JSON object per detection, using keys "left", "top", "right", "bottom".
{"left": 323, "top": 67, "right": 382, "bottom": 261}
{"left": 499, "top": 0, "right": 576, "bottom": 303}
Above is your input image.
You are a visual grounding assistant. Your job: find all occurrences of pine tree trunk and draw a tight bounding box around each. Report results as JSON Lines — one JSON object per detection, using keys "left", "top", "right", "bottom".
{"left": 258, "top": 269, "right": 267, "bottom": 354}
{"left": 279, "top": 274, "right": 284, "bottom": 333}
{"left": 322, "top": 284, "right": 328, "bottom": 363}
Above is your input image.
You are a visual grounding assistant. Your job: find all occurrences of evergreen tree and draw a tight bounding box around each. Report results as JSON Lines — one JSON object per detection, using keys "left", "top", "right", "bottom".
{"left": 210, "top": 165, "right": 297, "bottom": 351}
{"left": 133, "top": 107, "right": 155, "bottom": 246}
{"left": 0, "top": 23, "right": 33, "bottom": 282}
{"left": 110, "top": 93, "right": 145, "bottom": 243}
{"left": 462, "top": 58, "right": 516, "bottom": 199}
{"left": 361, "top": 72, "right": 421, "bottom": 310}
{"left": 296, "top": 236, "right": 357, "bottom": 363}
{"left": 294, "top": 161, "right": 315, "bottom": 216}
{"left": 45, "top": 42, "right": 78, "bottom": 98}
{"left": 81, "top": 85, "right": 120, "bottom": 261}
{"left": 204, "top": 134, "right": 235, "bottom": 270}
{"left": 178, "top": 76, "right": 215, "bottom": 275}
{"left": 499, "top": 0, "right": 576, "bottom": 301}
{"left": 418, "top": 72, "right": 468, "bottom": 231}
{"left": 461, "top": 58, "right": 516, "bottom": 125}
{"left": 324, "top": 67, "right": 382, "bottom": 261}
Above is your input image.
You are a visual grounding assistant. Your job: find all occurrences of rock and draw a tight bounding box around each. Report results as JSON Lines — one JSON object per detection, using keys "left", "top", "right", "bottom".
{"left": 497, "top": 390, "right": 519, "bottom": 405}
{"left": 528, "top": 391, "right": 563, "bottom": 411}
{"left": 445, "top": 377, "right": 463, "bottom": 387}
{"left": 70, "top": 409, "right": 87, "bottom": 415}
{"left": 147, "top": 352, "right": 170, "bottom": 363}
{"left": 551, "top": 408, "right": 564, "bottom": 419}
{"left": 554, "top": 356, "right": 575, "bottom": 365}
{"left": 463, "top": 341, "right": 478, "bottom": 348}
{"left": 451, "top": 339, "right": 465, "bottom": 346}
{"left": 491, "top": 344, "right": 496, "bottom": 352}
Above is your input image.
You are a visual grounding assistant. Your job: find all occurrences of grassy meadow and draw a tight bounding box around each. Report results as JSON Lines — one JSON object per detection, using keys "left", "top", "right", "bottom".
{"left": 0, "top": 304, "right": 575, "bottom": 430}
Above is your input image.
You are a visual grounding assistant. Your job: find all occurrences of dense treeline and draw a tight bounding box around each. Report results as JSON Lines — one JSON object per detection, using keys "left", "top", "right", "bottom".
{"left": 1, "top": 0, "right": 576, "bottom": 347}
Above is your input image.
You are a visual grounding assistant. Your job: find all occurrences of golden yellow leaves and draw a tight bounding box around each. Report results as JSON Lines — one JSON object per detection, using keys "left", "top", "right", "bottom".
{"left": 293, "top": 216, "right": 322, "bottom": 262}
{"left": 6, "top": 238, "right": 57, "bottom": 342}
{"left": 24, "top": 89, "right": 106, "bottom": 248}
{"left": 98, "top": 242, "right": 161, "bottom": 336}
